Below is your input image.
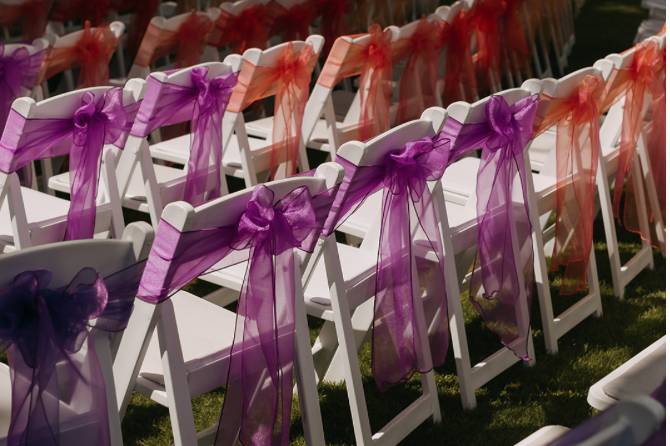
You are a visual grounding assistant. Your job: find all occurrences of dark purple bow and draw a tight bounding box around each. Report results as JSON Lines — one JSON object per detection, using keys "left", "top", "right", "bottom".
{"left": 216, "top": 185, "right": 315, "bottom": 446}
{"left": 450, "top": 94, "right": 538, "bottom": 359}
{"left": 130, "top": 67, "right": 238, "bottom": 206}
{"left": 0, "top": 265, "right": 142, "bottom": 446}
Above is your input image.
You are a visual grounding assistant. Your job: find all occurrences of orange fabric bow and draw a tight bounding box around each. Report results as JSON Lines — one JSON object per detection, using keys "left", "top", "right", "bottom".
{"left": 440, "top": 10, "right": 478, "bottom": 105}
{"left": 0, "top": 0, "right": 51, "bottom": 41}
{"left": 39, "top": 21, "right": 118, "bottom": 87}
{"left": 317, "top": 24, "right": 392, "bottom": 141}
{"left": 395, "top": 19, "right": 440, "bottom": 124}
{"left": 228, "top": 43, "right": 318, "bottom": 179}
{"left": 471, "top": 0, "right": 504, "bottom": 92}
{"left": 535, "top": 75, "right": 605, "bottom": 295}
{"left": 208, "top": 5, "right": 273, "bottom": 53}
{"left": 601, "top": 40, "right": 665, "bottom": 247}
{"left": 134, "top": 12, "right": 214, "bottom": 70}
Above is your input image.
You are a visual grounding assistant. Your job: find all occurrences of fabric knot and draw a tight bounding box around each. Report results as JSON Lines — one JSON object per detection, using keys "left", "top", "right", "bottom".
{"left": 366, "top": 24, "right": 391, "bottom": 69}
{"left": 565, "top": 75, "right": 604, "bottom": 124}
{"left": 485, "top": 95, "right": 522, "bottom": 151}
{"left": 191, "top": 67, "right": 237, "bottom": 116}
{"left": 234, "top": 185, "right": 316, "bottom": 254}
{"left": 72, "top": 90, "right": 127, "bottom": 147}
{"left": 0, "top": 268, "right": 107, "bottom": 368}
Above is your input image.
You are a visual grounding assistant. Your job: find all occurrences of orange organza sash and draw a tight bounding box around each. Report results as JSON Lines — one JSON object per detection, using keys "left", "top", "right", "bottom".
{"left": 39, "top": 22, "right": 118, "bottom": 87}
{"left": 600, "top": 41, "right": 665, "bottom": 246}
{"left": 471, "top": 0, "right": 503, "bottom": 92}
{"left": 50, "top": 0, "right": 112, "bottom": 25}
{"left": 647, "top": 57, "right": 665, "bottom": 222}
{"left": 269, "top": 1, "right": 316, "bottom": 42}
{"left": 112, "top": 0, "right": 160, "bottom": 61}
{"left": 0, "top": 0, "right": 51, "bottom": 41}
{"left": 440, "top": 10, "right": 478, "bottom": 105}
{"left": 534, "top": 75, "right": 605, "bottom": 295}
{"left": 317, "top": 24, "right": 392, "bottom": 141}
{"left": 395, "top": 19, "right": 440, "bottom": 124}
{"left": 502, "top": 0, "right": 531, "bottom": 78}
{"left": 317, "top": 0, "right": 352, "bottom": 57}
{"left": 208, "top": 5, "right": 273, "bottom": 53}
{"left": 134, "top": 12, "right": 213, "bottom": 70}
{"left": 228, "top": 44, "right": 317, "bottom": 179}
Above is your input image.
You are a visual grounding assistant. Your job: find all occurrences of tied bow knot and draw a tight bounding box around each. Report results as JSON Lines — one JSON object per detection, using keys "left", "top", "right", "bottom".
{"left": 485, "top": 95, "right": 533, "bottom": 152}
{"left": 191, "top": 67, "right": 237, "bottom": 116}
{"left": 565, "top": 75, "right": 604, "bottom": 124}
{"left": 0, "top": 269, "right": 107, "bottom": 368}
{"left": 385, "top": 138, "right": 437, "bottom": 198}
{"left": 72, "top": 91, "right": 128, "bottom": 148}
{"left": 234, "top": 186, "right": 316, "bottom": 254}
{"left": 366, "top": 25, "right": 392, "bottom": 69}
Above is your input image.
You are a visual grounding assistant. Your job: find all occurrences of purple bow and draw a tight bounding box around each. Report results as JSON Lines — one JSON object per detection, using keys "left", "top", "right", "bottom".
{"left": 323, "top": 130, "right": 453, "bottom": 390}
{"left": 217, "top": 185, "right": 315, "bottom": 446}
{"left": 450, "top": 94, "right": 538, "bottom": 359}
{"left": 0, "top": 264, "right": 143, "bottom": 446}
{"left": 130, "top": 67, "right": 238, "bottom": 206}
{"left": 0, "top": 43, "right": 45, "bottom": 130}
{"left": 0, "top": 88, "right": 137, "bottom": 241}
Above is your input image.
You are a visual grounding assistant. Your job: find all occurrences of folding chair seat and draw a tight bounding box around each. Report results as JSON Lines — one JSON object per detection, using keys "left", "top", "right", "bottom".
{"left": 0, "top": 81, "right": 143, "bottom": 250}
{"left": 0, "top": 222, "right": 153, "bottom": 446}
{"left": 114, "top": 166, "right": 339, "bottom": 446}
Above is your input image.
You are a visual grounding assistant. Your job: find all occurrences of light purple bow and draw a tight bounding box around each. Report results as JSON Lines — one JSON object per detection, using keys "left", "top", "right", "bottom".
{"left": 0, "top": 43, "right": 44, "bottom": 130}
{"left": 0, "top": 264, "right": 144, "bottom": 446}
{"left": 0, "top": 88, "right": 137, "bottom": 241}
{"left": 130, "top": 67, "right": 238, "bottom": 206}
{"left": 449, "top": 94, "right": 538, "bottom": 359}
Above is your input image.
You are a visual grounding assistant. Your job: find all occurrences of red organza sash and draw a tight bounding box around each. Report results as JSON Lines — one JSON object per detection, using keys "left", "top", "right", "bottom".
{"left": 269, "top": 1, "right": 316, "bottom": 42}
{"left": 471, "top": 0, "right": 504, "bottom": 92}
{"left": 601, "top": 40, "right": 665, "bottom": 247}
{"left": 208, "top": 5, "right": 274, "bottom": 53}
{"left": 112, "top": 0, "right": 160, "bottom": 61}
{"left": 50, "top": 0, "right": 111, "bottom": 25}
{"left": 134, "top": 12, "right": 213, "bottom": 70}
{"left": 534, "top": 75, "right": 605, "bottom": 294}
{"left": 502, "top": 0, "right": 531, "bottom": 78}
{"left": 395, "top": 19, "right": 440, "bottom": 124}
{"left": 440, "top": 10, "right": 478, "bottom": 105}
{"left": 317, "top": 24, "right": 392, "bottom": 141}
{"left": 39, "top": 21, "right": 118, "bottom": 87}
{"left": 0, "top": 0, "right": 51, "bottom": 41}
{"left": 228, "top": 44, "right": 317, "bottom": 179}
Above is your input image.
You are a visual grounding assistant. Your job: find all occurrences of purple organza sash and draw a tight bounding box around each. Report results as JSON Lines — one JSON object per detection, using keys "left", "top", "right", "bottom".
{"left": 448, "top": 94, "right": 538, "bottom": 359}
{"left": 323, "top": 130, "right": 454, "bottom": 391}
{"left": 0, "top": 88, "right": 139, "bottom": 240}
{"left": 130, "top": 67, "right": 238, "bottom": 206}
{"left": 0, "top": 262, "right": 145, "bottom": 446}
{"left": 137, "top": 184, "right": 337, "bottom": 446}
{"left": 0, "top": 43, "right": 45, "bottom": 130}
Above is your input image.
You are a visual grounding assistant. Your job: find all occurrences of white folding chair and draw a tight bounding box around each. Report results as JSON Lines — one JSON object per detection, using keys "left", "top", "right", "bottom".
{"left": 515, "top": 396, "right": 666, "bottom": 446}
{"left": 106, "top": 62, "right": 235, "bottom": 227}
{"left": 41, "top": 21, "right": 126, "bottom": 97}
{"left": 2, "top": 38, "right": 50, "bottom": 102}
{"left": 126, "top": 10, "right": 220, "bottom": 80}
{"left": 588, "top": 37, "right": 665, "bottom": 299}
{"left": 113, "top": 165, "right": 340, "bottom": 446}
{"left": 520, "top": 68, "right": 604, "bottom": 353}
{"left": 0, "top": 81, "right": 143, "bottom": 250}
{"left": 0, "top": 221, "right": 153, "bottom": 446}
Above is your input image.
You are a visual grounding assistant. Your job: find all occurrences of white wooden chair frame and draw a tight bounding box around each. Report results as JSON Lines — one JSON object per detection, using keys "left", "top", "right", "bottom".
{"left": 0, "top": 221, "right": 153, "bottom": 446}
{"left": 521, "top": 68, "right": 604, "bottom": 354}
{"left": 113, "top": 167, "right": 340, "bottom": 446}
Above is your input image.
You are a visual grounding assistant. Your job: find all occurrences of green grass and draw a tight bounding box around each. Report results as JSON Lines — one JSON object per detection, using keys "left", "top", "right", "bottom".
{"left": 124, "top": 1, "right": 665, "bottom": 445}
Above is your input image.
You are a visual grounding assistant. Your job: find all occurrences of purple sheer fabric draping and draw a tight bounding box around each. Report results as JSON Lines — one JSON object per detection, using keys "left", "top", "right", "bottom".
{"left": 322, "top": 130, "right": 454, "bottom": 391}
{"left": 137, "top": 184, "right": 337, "bottom": 446}
{"left": 445, "top": 95, "right": 538, "bottom": 360}
{"left": 0, "top": 88, "right": 138, "bottom": 240}
{"left": 129, "top": 67, "right": 238, "bottom": 206}
{"left": 0, "top": 43, "right": 45, "bottom": 130}
{"left": 0, "top": 262, "right": 145, "bottom": 446}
